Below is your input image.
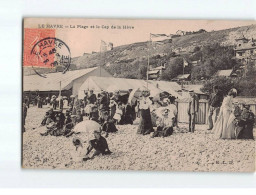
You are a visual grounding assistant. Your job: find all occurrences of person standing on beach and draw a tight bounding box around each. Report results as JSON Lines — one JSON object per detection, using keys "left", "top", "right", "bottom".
{"left": 137, "top": 90, "right": 154, "bottom": 135}
{"left": 187, "top": 90, "right": 199, "bottom": 133}
{"left": 208, "top": 85, "right": 223, "bottom": 130}
{"left": 22, "top": 101, "right": 27, "bottom": 133}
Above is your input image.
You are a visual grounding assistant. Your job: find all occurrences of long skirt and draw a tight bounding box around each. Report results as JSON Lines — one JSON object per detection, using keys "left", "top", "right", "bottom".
{"left": 137, "top": 108, "right": 154, "bottom": 135}
{"left": 213, "top": 109, "right": 235, "bottom": 139}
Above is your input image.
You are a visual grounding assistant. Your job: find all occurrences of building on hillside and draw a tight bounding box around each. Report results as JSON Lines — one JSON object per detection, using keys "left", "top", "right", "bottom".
{"left": 23, "top": 67, "right": 112, "bottom": 99}
{"left": 191, "top": 60, "right": 201, "bottom": 66}
{"left": 176, "top": 30, "right": 186, "bottom": 36}
{"left": 172, "top": 74, "right": 191, "bottom": 82}
{"left": 147, "top": 65, "right": 166, "bottom": 80}
{"left": 183, "top": 58, "right": 201, "bottom": 67}
{"left": 215, "top": 69, "right": 237, "bottom": 77}
{"left": 234, "top": 35, "right": 256, "bottom": 65}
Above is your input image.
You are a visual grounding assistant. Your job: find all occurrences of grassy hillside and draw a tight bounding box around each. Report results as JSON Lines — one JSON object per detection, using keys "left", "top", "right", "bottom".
{"left": 24, "top": 24, "right": 256, "bottom": 77}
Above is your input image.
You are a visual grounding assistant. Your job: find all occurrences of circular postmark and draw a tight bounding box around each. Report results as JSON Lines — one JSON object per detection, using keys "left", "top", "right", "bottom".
{"left": 30, "top": 37, "right": 71, "bottom": 75}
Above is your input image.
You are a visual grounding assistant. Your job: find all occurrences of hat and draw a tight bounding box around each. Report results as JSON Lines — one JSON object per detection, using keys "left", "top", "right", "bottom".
{"left": 65, "top": 111, "right": 70, "bottom": 115}
{"left": 163, "top": 98, "right": 170, "bottom": 104}
{"left": 93, "top": 130, "right": 101, "bottom": 134}
{"left": 228, "top": 88, "right": 237, "bottom": 97}
{"left": 71, "top": 115, "right": 76, "bottom": 118}
{"left": 72, "top": 138, "right": 82, "bottom": 146}
{"left": 243, "top": 103, "right": 250, "bottom": 109}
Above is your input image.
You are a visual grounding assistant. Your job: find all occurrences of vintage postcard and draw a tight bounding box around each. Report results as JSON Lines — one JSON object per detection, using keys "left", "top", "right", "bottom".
{"left": 22, "top": 18, "right": 256, "bottom": 171}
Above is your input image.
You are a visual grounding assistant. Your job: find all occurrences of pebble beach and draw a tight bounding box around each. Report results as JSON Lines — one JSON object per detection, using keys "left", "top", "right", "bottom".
{"left": 22, "top": 106, "right": 255, "bottom": 172}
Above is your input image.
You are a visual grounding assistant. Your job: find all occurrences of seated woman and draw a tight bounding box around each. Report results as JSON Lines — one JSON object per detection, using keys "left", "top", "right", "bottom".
{"left": 63, "top": 110, "right": 74, "bottom": 137}
{"left": 151, "top": 108, "right": 174, "bottom": 138}
{"left": 99, "top": 110, "right": 118, "bottom": 135}
{"left": 41, "top": 112, "right": 64, "bottom": 136}
{"left": 89, "top": 105, "right": 99, "bottom": 122}
{"left": 76, "top": 110, "right": 83, "bottom": 123}
{"left": 236, "top": 104, "right": 254, "bottom": 139}
{"left": 83, "top": 130, "right": 112, "bottom": 161}
{"left": 41, "top": 111, "right": 50, "bottom": 126}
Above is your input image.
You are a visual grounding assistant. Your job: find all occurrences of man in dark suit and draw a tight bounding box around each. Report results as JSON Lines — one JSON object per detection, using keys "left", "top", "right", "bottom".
{"left": 87, "top": 90, "right": 97, "bottom": 105}
{"left": 188, "top": 90, "right": 199, "bottom": 133}
{"left": 208, "top": 85, "right": 223, "bottom": 130}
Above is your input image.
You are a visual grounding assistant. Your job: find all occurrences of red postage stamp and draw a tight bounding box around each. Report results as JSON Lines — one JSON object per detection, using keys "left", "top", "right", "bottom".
{"left": 23, "top": 28, "right": 71, "bottom": 70}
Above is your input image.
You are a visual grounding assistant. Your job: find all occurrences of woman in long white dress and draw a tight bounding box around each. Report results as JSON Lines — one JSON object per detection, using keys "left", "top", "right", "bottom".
{"left": 213, "top": 88, "right": 237, "bottom": 139}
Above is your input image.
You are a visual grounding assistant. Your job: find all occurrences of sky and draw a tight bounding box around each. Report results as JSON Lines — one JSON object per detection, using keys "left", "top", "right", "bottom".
{"left": 24, "top": 18, "right": 256, "bottom": 57}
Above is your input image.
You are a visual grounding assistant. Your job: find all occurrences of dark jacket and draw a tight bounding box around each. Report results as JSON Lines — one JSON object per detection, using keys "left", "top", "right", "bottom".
{"left": 210, "top": 91, "right": 223, "bottom": 108}
{"left": 89, "top": 136, "right": 110, "bottom": 154}
{"left": 87, "top": 93, "right": 97, "bottom": 104}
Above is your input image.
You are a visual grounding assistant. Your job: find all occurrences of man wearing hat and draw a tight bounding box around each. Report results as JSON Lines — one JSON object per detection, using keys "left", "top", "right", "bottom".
{"left": 87, "top": 90, "right": 97, "bottom": 105}
{"left": 208, "top": 85, "right": 223, "bottom": 130}
{"left": 187, "top": 90, "right": 199, "bottom": 133}
{"left": 83, "top": 130, "right": 112, "bottom": 161}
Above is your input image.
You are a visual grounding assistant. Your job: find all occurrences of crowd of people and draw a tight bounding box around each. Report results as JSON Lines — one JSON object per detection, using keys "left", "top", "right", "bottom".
{"left": 22, "top": 86, "right": 255, "bottom": 161}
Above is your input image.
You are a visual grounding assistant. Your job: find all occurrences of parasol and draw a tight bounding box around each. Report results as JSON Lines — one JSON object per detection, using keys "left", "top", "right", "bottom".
{"left": 73, "top": 119, "right": 102, "bottom": 141}
{"left": 154, "top": 107, "right": 170, "bottom": 118}
{"left": 128, "top": 87, "right": 143, "bottom": 106}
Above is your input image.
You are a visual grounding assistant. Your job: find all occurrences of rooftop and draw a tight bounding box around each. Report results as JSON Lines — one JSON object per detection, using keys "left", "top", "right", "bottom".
{"left": 23, "top": 67, "right": 99, "bottom": 91}
{"left": 215, "top": 69, "right": 233, "bottom": 77}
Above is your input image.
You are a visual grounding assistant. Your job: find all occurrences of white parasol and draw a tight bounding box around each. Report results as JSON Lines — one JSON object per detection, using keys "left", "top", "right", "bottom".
{"left": 128, "top": 87, "right": 143, "bottom": 106}
{"left": 154, "top": 106, "right": 170, "bottom": 118}
{"left": 73, "top": 119, "right": 102, "bottom": 142}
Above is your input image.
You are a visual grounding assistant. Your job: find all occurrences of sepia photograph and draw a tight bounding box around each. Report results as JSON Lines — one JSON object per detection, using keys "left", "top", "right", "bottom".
{"left": 22, "top": 18, "right": 256, "bottom": 172}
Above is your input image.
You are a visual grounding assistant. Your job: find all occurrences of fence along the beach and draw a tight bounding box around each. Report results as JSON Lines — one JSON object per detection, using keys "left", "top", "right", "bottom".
{"left": 176, "top": 99, "right": 256, "bottom": 125}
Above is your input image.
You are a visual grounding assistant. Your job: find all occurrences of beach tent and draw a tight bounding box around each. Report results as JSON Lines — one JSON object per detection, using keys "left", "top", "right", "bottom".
{"left": 78, "top": 76, "right": 181, "bottom": 99}
{"left": 23, "top": 67, "right": 112, "bottom": 95}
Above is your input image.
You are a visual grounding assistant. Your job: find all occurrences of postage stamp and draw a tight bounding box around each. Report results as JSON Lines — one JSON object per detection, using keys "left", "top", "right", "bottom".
{"left": 23, "top": 28, "right": 71, "bottom": 71}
